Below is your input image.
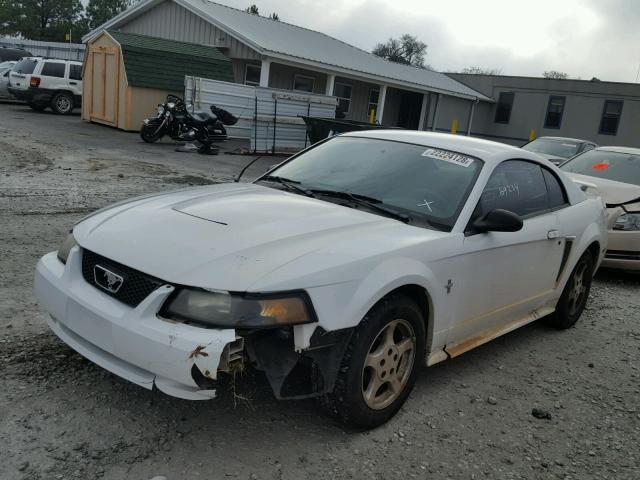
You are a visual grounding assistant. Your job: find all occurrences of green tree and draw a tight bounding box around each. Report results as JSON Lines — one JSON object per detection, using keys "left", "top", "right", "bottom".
{"left": 246, "top": 4, "right": 259, "bottom": 14}
{"left": 0, "top": 0, "right": 85, "bottom": 41}
{"left": 372, "top": 34, "right": 427, "bottom": 68}
{"left": 85, "top": 0, "right": 132, "bottom": 30}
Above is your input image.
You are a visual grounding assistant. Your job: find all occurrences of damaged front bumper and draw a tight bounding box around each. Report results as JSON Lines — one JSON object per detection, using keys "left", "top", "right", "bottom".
{"left": 33, "top": 248, "right": 241, "bottom": 400}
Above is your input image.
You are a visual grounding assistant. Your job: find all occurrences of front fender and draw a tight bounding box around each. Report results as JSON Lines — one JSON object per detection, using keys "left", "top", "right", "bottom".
{"left": 304, "top": 256, "right": 443, "bottom": 353}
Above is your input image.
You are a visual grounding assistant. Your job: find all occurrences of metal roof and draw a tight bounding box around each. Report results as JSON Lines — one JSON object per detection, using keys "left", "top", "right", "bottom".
{"left": 85, "top": 0, "right": 491, "bottom": 101}
{"left": 106, "top": 30, "right": 234, "bottom": 91}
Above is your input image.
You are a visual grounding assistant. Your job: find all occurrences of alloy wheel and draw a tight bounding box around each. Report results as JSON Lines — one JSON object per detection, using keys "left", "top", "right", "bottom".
{"left": 567, "top": 261, "right": 588, "bottom": 316}
{"left": 361, "top": 318, "right": 416, "bottom": 410}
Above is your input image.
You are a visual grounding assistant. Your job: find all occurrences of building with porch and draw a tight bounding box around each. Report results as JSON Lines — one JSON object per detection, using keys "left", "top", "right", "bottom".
{"left": 83, "top": 0, "right": 491, "bottom": 133}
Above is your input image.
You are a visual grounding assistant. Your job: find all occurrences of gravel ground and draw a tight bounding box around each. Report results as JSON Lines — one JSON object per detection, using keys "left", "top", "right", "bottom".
{"left": 1, "top": 103, "right": 639, "bottom": 480}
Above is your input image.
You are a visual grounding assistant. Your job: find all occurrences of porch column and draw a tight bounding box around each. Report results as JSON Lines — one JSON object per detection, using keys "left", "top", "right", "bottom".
{"left": 259, "top": 58, "right": 271, "bottom": 87}
{"left": 375, "top": 85, "right": 387, "bottom": 124}
{"left": 325, "top": 73, "right": 335, "bottom": 96}
{"left": 467, "top": 99, "right": 478, "bottom": 136}
{"left": 431, "top": 93, "right": 441, "bottom": 131}
{"left": 418, "top": 93, "right": 429, "bottom": 130}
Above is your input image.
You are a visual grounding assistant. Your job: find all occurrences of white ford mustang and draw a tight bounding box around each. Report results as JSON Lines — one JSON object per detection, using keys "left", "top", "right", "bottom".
{"left": 34, "top": 131, "right": 607, "bottom": 428}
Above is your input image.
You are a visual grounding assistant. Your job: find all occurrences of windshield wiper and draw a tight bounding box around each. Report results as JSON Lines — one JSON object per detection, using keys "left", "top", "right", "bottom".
{"left": 259, "top": 175, "right": 315, "bottom": 197}
{"left": 310, "top": 189, "right": 411, "bottom": 223}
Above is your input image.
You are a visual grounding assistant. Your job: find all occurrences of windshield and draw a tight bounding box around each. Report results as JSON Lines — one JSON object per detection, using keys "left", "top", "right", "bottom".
{"left": 560, "top": 150, "right": 640, "bottom": 186}
{"left": 522, "top": 138, "right": 580, "bottom": 158}
{"left": 259, "top": 136, "right": 483, "bottom": 230}
{"left": 13, "top": 59, "right": 37, "bottom": 74}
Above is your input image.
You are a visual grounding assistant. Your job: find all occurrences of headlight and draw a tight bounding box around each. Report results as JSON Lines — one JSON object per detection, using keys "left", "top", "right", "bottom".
{"left": 613, "top": 212, "right": 640, "bottom": 231}
{"left": 157, "top": 105, "right": 165, "bottom": 115}
{"left": 167, "top": 102, "right": 175, "bottom": 110}
{"left": 162, "top": 289, "right": 316, "bottom": 329}
{"left": 57, "top": 232, "right": 77, "bottom": 264}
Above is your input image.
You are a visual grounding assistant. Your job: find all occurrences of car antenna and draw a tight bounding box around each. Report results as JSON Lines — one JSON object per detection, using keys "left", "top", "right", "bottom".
{"left": 235, "top": 155, "right": 264, "bottom": 183}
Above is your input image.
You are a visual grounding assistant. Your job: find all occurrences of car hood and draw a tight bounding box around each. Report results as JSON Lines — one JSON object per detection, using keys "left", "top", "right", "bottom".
{"left": 73, "top": 183, "right": 444, "bottom": 291}
{"left": 564, "top": 173, "right": 640, "bottom": 210}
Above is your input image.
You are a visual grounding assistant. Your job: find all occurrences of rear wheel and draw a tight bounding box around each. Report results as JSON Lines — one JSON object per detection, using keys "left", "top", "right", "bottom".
{"left": 330, "top": 294, "right": 425, "bottom": 428}
{"left": 51, "top": 92, "right": 74, "bottom": 115}
{"left": 546, "top": 252, "right": 594, "bottom": 329}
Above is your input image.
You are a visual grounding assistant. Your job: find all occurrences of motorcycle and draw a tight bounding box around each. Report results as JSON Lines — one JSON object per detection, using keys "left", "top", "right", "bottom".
{"left": 140, "top": 95, "right": 238, "bottom": 154}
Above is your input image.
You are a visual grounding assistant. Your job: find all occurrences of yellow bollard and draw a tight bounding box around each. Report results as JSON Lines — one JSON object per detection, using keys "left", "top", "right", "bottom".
{"left": 529, "top": 129, "right": 536, "bottom": 141}
{"left": 451, "top": 119, "right": 458, "bottom": 134}
{"left": 369, "top": 108, "right": 375, "bottom": 124}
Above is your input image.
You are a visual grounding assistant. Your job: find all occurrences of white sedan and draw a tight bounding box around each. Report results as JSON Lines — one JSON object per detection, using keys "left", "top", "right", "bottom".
{"left": 34, "top": 131, "right": 607, "bottom": 428}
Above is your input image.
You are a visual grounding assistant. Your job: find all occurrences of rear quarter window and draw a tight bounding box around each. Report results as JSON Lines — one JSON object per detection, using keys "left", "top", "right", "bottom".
{"left": 41, "top": 62, "right": 66, "bottom": 78}
{"left": 69, "top": 64, "right": 82, "bottom": 80}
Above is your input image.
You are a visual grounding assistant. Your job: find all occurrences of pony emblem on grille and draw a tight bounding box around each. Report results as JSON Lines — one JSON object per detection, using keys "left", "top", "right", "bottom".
{"left": 94, "top": 265, "right": 124, "bottom": 293}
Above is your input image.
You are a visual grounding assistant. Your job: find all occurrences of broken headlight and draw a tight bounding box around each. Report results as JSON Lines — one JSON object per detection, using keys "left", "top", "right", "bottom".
{"left": 613, "top": 212, "right": 640, "bottom": 231}
{"left": 162, "top": 289, "right": 316, "bottom": 329}
{"left": 57, "top": 232, "right": 77, "bottom": 264}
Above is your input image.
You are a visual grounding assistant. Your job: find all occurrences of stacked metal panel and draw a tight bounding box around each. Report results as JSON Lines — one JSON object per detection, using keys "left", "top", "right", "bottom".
{"left": 184, "top": 76, "right": 337, "bottom": 153}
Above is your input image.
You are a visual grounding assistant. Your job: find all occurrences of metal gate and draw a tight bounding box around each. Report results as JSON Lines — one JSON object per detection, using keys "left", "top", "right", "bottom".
{"left": 88, "top": 45, "right": 119, "bottom": 126}
{"left": 185, "top": 76, "right": 337, "bottom": 153}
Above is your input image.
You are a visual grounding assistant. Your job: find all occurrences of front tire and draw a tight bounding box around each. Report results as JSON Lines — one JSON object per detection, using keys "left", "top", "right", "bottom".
{"left": 330, "top": 294, "right": 425, "bottom": 428}
{"left": 51, "top": 92, "right": 74, "bottom": 115}
{"left": 140, "top": 122, "right": 163, "bottom": 143}
{"left": 547, "top": 251, "right": 594, "bottom": 329}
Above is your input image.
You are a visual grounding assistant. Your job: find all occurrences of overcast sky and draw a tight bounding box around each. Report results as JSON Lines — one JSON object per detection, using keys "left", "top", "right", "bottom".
{"left": 222, "top": 0, "right": 640, "bottom": 82}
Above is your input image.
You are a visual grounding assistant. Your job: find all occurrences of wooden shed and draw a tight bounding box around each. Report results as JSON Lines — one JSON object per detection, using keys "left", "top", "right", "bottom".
{"left": 82, "top": 30, "right": 234, "bottom": 131}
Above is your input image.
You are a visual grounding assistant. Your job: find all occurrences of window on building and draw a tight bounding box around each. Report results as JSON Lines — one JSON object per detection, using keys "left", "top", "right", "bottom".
{"left": 599, "top": 100, "right": 623, "bottom": 135}
{"left": 69, "top": 64, "right": 82, "bottom": 80}
{"left": 494, "top": 92, "right": 514, "bottom": 124}
{"left": 244, "top": 64, "right": 261, "bottom": 86}
{"left": 333, "top": 82, "right": 352, "bottom": 114}
{"left": 367, "top": 88, "right": 380, "bottom": 121}
{"left": 544, "top": 96, "right": 566, "bottom": 129}
{"left": 293, "top": 74, "right": 315, "bottom": 92}
{"left": 41, "top": 62, "right": 66, "bottom": 78}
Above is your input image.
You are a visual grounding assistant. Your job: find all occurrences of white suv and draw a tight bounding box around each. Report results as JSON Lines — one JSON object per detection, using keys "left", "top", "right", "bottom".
{"left": 8, "top": 57, "right": 82, "bottom": 115}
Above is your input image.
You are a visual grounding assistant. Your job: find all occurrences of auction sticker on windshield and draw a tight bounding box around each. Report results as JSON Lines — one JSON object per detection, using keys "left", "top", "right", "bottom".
{"left": 422, "top": 148, "right": 474, "bottom": 168}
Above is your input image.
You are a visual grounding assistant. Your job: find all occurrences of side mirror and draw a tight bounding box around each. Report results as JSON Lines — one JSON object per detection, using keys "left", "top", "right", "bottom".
{"left": 472, "top": 209, "right": 523, "bottom": 233}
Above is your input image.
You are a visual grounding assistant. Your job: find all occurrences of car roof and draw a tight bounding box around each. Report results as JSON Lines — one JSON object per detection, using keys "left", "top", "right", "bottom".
{"left": 534, "top": 136, "right": 593, "bottom": 143}
{"left": 595, "top": 146, "right": 640, "bottom": 155}
{"left": 18, "top": 56, "right": 81, "bottom": 64}
{"left": 340, "top": 130, "right": 543, "bottom": 165}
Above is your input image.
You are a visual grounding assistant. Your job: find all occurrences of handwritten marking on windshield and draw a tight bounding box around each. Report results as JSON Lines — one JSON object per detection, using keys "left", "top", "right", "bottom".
{"left": 499, "top": 183, "right": 519, "bottom": 197}
{"left": 418, "top": 200, "right": 435, "bottom": 212}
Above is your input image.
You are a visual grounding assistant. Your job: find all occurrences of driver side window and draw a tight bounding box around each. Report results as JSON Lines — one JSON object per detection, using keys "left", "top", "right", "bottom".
{"left": 474, "top": 160, "right": 550, "bottom": 219}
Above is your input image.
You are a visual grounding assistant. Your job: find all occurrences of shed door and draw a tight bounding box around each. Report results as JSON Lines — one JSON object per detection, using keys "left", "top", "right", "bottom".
{"left": 89, "top": 46, "right": 119, "bottom": 126}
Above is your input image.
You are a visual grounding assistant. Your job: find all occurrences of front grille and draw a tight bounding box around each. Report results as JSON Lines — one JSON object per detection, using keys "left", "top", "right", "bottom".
{"left": 605, "top": 249, "right": 640, "bottom": 261}
{"left": 81, "top": 249, "right": 167, "bottom": 307}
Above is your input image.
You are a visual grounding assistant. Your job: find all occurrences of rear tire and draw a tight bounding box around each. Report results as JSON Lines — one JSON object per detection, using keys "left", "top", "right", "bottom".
{"left": 330, "top": 294, "right": 425, "bottom": 429}
{"left": 51, "top": 92, "right": 74, "bottom": 115}
{"left": 546, "top": 251, "right": 594, "bottom": 329}
{"left": 28, "top": 102, "right": 46, "bottom": 112}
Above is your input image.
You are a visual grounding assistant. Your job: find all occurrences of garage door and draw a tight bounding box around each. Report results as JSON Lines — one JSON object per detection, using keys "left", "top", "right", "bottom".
{"left": 89, "top": 46, "right": 119, "bottom": 126}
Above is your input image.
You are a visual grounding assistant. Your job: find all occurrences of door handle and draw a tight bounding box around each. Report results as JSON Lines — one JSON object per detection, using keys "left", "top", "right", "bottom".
{"left": 547, "top": 229, "right": 559, "bottom": 239}
{"left": 69, "top": 81, "right": 77, "bottom": 85}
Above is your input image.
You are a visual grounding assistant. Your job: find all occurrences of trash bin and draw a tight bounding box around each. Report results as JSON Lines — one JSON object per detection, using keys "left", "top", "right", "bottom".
{"left": 300, "top": 116, "right": 400, "bottom": 145}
